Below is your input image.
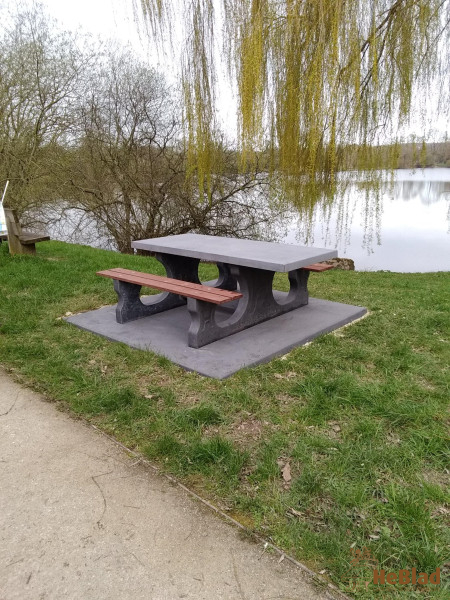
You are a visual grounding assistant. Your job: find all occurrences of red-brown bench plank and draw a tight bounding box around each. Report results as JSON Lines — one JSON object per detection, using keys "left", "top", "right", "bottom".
{"left": 97, "top": 268, "right": 242, "bottom": 305}
{"left": 302, "top": 263, "right": 334, "bottom": 272}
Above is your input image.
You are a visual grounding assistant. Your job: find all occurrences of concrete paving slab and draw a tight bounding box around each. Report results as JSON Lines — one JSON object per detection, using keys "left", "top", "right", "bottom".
{"left": 0, "top": 371, "right": 343, "bottom": 600}
{"left": 66, "top": 294, "right": 367, "bottom": 378}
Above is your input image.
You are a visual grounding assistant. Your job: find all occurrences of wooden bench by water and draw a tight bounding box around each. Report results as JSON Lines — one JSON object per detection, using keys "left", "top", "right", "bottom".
{"left": 1, "top": 208, "right": 50, "bottom": 255}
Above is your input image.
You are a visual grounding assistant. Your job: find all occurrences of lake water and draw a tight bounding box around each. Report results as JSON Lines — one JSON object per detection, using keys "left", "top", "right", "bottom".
{"left": 283, "top": 168, "right": 450, "bottom": 272}
{"left": 44, "top": 168, "right": 449, "bottom": 273}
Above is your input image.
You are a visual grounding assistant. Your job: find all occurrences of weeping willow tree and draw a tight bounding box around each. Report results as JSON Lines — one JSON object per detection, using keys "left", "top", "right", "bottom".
{"left": 136, "top": 0, "right": 450, "bottom": 213}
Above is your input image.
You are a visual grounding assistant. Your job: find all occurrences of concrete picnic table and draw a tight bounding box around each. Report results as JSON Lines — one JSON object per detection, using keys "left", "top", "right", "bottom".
{"left": 131, "top": 234, "right": 337, "bottom": 347}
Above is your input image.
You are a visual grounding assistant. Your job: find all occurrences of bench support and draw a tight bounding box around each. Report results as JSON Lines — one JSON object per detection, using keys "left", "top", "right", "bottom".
{"left": 187, "top": 265, "right": 310, "bottom": 348}
{"left": 114, "top": 253, "right": 201, "bottom": 323}
{"left": 215, "top": 262, "right": 238, "bottom": 291}
{"left": 4, "top": 209, "right": 34, "bottom": 255}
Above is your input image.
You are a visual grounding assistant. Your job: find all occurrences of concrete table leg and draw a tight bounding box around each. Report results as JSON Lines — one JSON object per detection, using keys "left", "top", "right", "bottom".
{"left": 114, "top": 253, "right": 201, "bottom": 323}
{"left": 187, "top": 265, "right": 310, "bottom": 348}
{"left": 215, "top": 263, "right": 238, "bottom": 290}
{"left": 155, "top": 253, "right": 201, "bottom": 284}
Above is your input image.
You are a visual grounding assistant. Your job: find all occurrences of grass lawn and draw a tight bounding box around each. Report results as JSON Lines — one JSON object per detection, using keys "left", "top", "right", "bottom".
{"left": 0, "top": 240, "right": 448, "bottom": 599}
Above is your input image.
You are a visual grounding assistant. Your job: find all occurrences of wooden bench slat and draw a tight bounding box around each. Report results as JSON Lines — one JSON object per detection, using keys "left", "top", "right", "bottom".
{"left": 98, "top": 269, "right": 241, "bottom": 304}
{"left": 97, "top": 268, "right": 242, "bottom": 305}
{"left": 19, "top": 233, "right": 51, "bottom": 245}
{"left": 302, "top": 263, "right": 334, "bottom": 272}
{"left": 0, "top": 231, "right": 50, "bottom": 245}
{"left": 111, "top": 267, "right": 235, "bottom": 298}
{"left": 110, "top": 268, "right": 239, "bottom": 302}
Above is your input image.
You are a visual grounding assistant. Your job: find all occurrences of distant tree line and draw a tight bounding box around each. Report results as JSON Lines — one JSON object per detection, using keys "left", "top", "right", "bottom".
{"left": 394, "top": 142, "right": 450, "bottom": 169}
{"left": 325, "top": 141, "right": 450, "bottom": 172}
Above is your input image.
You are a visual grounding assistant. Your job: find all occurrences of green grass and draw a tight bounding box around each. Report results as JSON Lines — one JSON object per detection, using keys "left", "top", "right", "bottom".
{"left": 0, "top": 241, "right": 448, "bottom": 599}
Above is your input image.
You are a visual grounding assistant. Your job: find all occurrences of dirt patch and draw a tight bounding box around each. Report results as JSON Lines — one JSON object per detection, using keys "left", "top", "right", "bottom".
{"left": 386, "top": 432, "right": 401, "bottom": 445}
{"left": 288, "top": 496, "right": 336, "bottom": 532}
{"left": 414, "top": 377, "right": 436, "bottom": 391}
{"left": 228, "top": 416, "right": 270, "bottom": 445}
{"left": 431, "top": 505, "right": 450, "bottom": 522}
{"left": 422, "top": 468, "right": 450, "bottom": 490}
{"left": 316, "top": 420, "right": 344, "bottom": 439}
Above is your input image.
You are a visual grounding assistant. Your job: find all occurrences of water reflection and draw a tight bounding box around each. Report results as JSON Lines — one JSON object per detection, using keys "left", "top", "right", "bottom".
{"left": 391, "top": 180, "right": 450, "bottom": 205}
{"left": 43, "top": 205, "right": 116, "bottom": 251}
{"left": 285, "top": 169, "right": 450, "bottom": 272}
{"left": 42, "top": 168, "right": 449, "bottom": 273}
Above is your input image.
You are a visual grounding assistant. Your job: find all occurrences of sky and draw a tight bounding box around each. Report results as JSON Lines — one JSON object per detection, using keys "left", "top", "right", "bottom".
{"left": 0, "top": 0, "right": 177, "bottom": 75}
{"left": 42, "top": 1, "right": 139, "bottom": 43}
{"left": 35, "top": 0, "right": 237, "bottom": 133}
{"left": 40, "top": 0, "right": 156, "bottom": 61}
{"left": 2, "top": 0, "right": 448, "bottom": 141}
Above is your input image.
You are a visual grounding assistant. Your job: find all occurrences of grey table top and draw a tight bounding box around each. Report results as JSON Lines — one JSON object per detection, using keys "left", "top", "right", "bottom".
{"left": 132, "top": 234, "right": 337, "bottom": 272}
